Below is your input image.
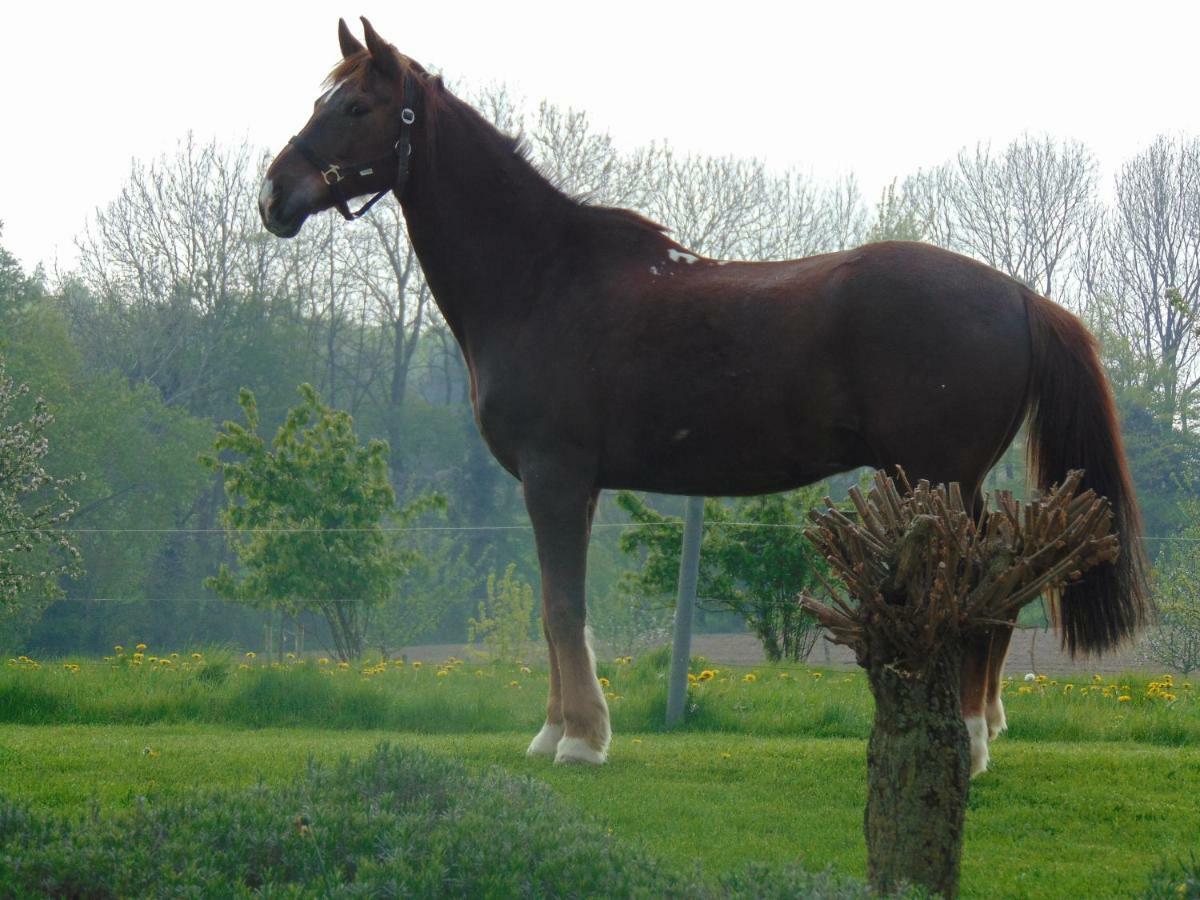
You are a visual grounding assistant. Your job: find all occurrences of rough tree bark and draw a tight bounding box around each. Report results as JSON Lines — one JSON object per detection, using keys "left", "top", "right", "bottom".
{"left": 802, "top": 470, "right": 1119, "bottom": 898}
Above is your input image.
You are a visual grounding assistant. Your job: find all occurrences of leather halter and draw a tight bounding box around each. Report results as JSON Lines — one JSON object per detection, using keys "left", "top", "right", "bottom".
{"left": 287, "top": 76, "right": 417, "bottom": 221}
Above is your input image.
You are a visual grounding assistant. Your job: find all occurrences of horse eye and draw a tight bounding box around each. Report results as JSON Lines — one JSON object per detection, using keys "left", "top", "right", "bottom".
{"left": 347, "top": 103, "right": 369, "bottom": 117}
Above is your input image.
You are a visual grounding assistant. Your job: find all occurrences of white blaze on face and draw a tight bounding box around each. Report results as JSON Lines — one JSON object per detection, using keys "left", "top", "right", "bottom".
{"left": 317, "top": 80, "right": 346, "bottom": 107}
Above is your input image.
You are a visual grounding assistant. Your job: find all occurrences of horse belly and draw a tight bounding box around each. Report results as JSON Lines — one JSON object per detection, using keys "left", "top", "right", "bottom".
{"left": 596, "top": 384, "right": 863, "bottom": 496}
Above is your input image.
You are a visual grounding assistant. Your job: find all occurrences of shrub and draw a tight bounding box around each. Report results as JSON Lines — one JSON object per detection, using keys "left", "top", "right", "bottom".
{"left": 0, "top": 741, "right": 883, "bottom": 898}
{"left": 467, "top": 563, "right": 535, "bottom": 664}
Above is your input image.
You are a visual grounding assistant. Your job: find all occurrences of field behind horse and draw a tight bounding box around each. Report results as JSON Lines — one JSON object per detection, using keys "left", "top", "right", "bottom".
{"left": 2, "top": 649, "right": 1197, "bottom": 897}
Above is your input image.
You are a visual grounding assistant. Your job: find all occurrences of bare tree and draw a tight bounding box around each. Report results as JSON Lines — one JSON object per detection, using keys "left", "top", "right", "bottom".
{"left": 1083, "top": 136, "right": 1200, "bottom": 429}
{"left": 902, "top": 135, "right": 1099, "bottom": 300}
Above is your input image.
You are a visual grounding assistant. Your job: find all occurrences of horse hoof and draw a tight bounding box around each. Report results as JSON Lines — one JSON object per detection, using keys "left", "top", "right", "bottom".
{"left": 966, "top": 715, "right": 990, "bottom": 777}
{"left": 554, "top": 736, "right": 607, "bottom": 765}
{"left": 526, "top": 722, "right": 564, "bottom": 757}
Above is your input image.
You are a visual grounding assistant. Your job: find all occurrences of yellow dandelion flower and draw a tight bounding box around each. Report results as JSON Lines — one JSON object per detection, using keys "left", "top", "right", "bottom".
{"left": 688, "top": 673, "right": 698, "bottom": 683}
{"left": 1117, "top": 695, "right": 1131, "bottom": 703}
{"left": 721, "top": 752, "right": 732, "bottom": 759}
{"left": 778, "top": 672, "right": 791, "bottom": 679}
{"left": 520, "top": 666, "right": 532, "bottom": 675}
{"left": 743, "top": 672, "right": 757, "bottom": 683}
{"left": 135, "top": 643, "right": 147, "bottom": 651}
{"left": 599, "top": 677, "right": 610, "bottom": 688}
{"left": 191, "top": 652, "right": 202, "bottom": 661}
{"left": 1017, "top": 685, "right": 1033, "bottom": 695}
{"left": 631, "top": 738, "right": 643, "bottom": 744}
{"left": 475, "top": 669, "right": 484, "bottom": 677}
{"left": 1063, "top": 683, "right": 1074, "bottom": 693}
{"left": 114, "top": 646, "right": 124, "bottom": 654}
{"left": 412, "top": 661, "right": 423, "bottom": 669}
{"left": 811, "top": 671, "right": 824, "bottom": 679}
{"left": 698, "top": 670, "right": 715, "bottom": 682}
{"left": 436, "top": 669, "right": 449, "bottom": 677}
{"left": 239, "top": 663, "right": 250, "bottom": 670}
{"left": 509, "top": 680, "right": 520, "bottom": 687}
{"left": 245, "top": 651, "right": 256, "bottom": 660}
{"left": 159, "top": 658, "right": 171, "bottom": 666}
{"left": 337, "top": 661, "right": 350, "bottom": 670}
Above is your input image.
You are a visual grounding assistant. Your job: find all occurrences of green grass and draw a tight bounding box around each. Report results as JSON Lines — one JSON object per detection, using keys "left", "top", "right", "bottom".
{"left": 4, "top": 648, "right": 1196, "bottom": 745}
{"left": 2, "top": 648, "right": 1198, "bottom": 896}
{"left": 1, "top": 724, "right": 1197, "bottom": 898}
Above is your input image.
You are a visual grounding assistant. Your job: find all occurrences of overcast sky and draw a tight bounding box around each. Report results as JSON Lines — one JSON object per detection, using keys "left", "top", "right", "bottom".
{"left": 3, "top": 0, "right": 1198, "bottom": 272}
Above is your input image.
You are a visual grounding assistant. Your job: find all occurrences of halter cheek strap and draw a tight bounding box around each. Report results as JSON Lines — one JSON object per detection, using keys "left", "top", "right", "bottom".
{"left": 287, "top": 75, "right": 417, "bottom": 221}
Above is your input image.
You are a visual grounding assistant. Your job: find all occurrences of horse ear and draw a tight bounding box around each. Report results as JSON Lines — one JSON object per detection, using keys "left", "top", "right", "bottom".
{"left": 361, "top": 17, "right": 401, "bottom": 79}
{"left": 338, "top": 18, "right": 364, "bottom": 58}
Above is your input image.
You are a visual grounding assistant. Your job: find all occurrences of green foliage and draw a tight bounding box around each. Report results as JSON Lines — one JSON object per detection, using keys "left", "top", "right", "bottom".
{"left": 1144, "top": 854, "right": 1200, "bottom": 899}
{"left": 202, "top": 385, "right": 444, "bottom": 660}
{"left": 468, "top": 562, "right": 536, "bottom": 663}
{"left": 1143, "top": 500, "right": 1200, "bottom": 676}
{"left": 0, "top": 359, "right": 80, "bottom": 639}
{"left": 0, "top": 738, "right": 911, "bottom": 898}
{"left": 867, "top": 180, "right": 926, "bottom": 243}
{"left": 617, "top": 489, "right": 830, "bottom": 661}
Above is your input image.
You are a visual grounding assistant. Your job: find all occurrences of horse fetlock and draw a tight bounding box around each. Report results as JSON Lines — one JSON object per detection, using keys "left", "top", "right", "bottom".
{"left": 966, "top": 715, "right": 990, "bottom": 777}
{"left": 986, "top": 695, "right": 1007, "bottom": 740}
{"left": 526, "top": 721, "right": 565, "bottom": 757}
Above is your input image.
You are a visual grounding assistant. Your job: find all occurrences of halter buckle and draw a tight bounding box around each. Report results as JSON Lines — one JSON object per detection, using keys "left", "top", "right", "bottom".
{"left": 322, "top": 164, "right": 344, "bottom": 185}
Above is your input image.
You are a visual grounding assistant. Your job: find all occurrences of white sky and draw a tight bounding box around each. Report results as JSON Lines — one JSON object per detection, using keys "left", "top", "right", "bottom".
{"left": 3, "top": 0, "right": 1198, "bottom": 272}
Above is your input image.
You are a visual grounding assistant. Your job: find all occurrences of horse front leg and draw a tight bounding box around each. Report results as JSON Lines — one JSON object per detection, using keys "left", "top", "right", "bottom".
{"left": 526, "top": 620, "right": 564, "bottom": 756}
{"left": 521, "top": 460, "right": 608, "bottom": 764}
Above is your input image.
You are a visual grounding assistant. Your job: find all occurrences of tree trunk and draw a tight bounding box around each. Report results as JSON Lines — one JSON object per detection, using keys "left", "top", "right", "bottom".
{"left": 864, "top": 637, "right": 970, "bottom": 898}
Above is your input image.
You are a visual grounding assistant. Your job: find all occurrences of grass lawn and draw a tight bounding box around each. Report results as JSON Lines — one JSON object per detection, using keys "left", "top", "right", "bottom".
{"left": 2, "top": 723, "right": 1196, "bottom": 898}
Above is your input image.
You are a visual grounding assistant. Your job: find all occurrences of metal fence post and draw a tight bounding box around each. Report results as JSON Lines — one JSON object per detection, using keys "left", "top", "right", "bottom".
{"left": 666, "top": 495, "right": 704, "bottom": 727}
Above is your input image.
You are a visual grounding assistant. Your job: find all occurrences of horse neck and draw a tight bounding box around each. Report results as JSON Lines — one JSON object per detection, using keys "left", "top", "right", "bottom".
{"left": 400, "top": 90, "right": 576, "bottom": 349}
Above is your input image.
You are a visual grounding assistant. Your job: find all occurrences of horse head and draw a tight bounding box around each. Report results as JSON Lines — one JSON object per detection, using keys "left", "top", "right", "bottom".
{"left": 259, "top": 18, "right": 424, "bottom": 237}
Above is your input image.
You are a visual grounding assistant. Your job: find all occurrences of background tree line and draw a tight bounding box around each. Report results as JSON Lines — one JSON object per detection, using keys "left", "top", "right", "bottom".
{"left": 1, "top": 77, "right": 1197, "bottom": 660}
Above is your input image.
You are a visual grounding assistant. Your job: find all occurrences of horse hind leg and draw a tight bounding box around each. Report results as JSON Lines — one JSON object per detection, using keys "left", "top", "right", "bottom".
{"left": 960, "top": 634, "right": 991, "bottom": 777}
{"left": 986, "top": 621, "right": 1016, "bottom": 740}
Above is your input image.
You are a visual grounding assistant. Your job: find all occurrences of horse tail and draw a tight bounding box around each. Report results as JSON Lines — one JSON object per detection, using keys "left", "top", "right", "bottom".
{"left": 1023, "top": 292, "right": 1150, "bottom": 655}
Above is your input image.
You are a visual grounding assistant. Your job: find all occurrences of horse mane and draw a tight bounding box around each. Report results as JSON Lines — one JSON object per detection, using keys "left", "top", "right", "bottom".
{"left": 327, "top": 49, "right": 682, "bottom": 253}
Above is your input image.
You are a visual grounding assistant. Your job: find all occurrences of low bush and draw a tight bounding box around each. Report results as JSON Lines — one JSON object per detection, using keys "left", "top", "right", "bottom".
{"left": 0, "top": 741, "right": 896, "bottom": 898}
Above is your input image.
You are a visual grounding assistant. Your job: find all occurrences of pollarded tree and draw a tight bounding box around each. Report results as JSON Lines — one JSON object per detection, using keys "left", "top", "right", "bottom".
{"left": 201, "top": 384, "right": 443, "bottom": 661}
{"left": 802, "top": 470, "right": 1118, "bottom": 898}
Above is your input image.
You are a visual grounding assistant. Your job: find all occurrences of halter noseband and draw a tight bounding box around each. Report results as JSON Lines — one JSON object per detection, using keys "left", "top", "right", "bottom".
{"left": 287, "top": 76, "right": 417, "bottom": 221}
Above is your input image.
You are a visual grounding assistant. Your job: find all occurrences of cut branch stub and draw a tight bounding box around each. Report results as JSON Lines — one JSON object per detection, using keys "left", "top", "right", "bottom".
{"left": 800, "top": 469, "right": 1118, "bottom": 671}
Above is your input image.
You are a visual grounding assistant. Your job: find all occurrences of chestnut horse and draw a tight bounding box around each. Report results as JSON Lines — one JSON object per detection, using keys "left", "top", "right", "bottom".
{"left": 260, "top": 19, "right": 1148, "bottom": 775}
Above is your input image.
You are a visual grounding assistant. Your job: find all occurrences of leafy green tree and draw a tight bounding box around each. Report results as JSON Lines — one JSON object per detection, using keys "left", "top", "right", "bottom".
{"left": 0, "top": 358, "right": 81, "bottom": 646}
{"left": 616, "top": 488, "right": 830, "bottom": 661}
{"left": 202, "top": 385, "right": 443, "bottom": 661}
